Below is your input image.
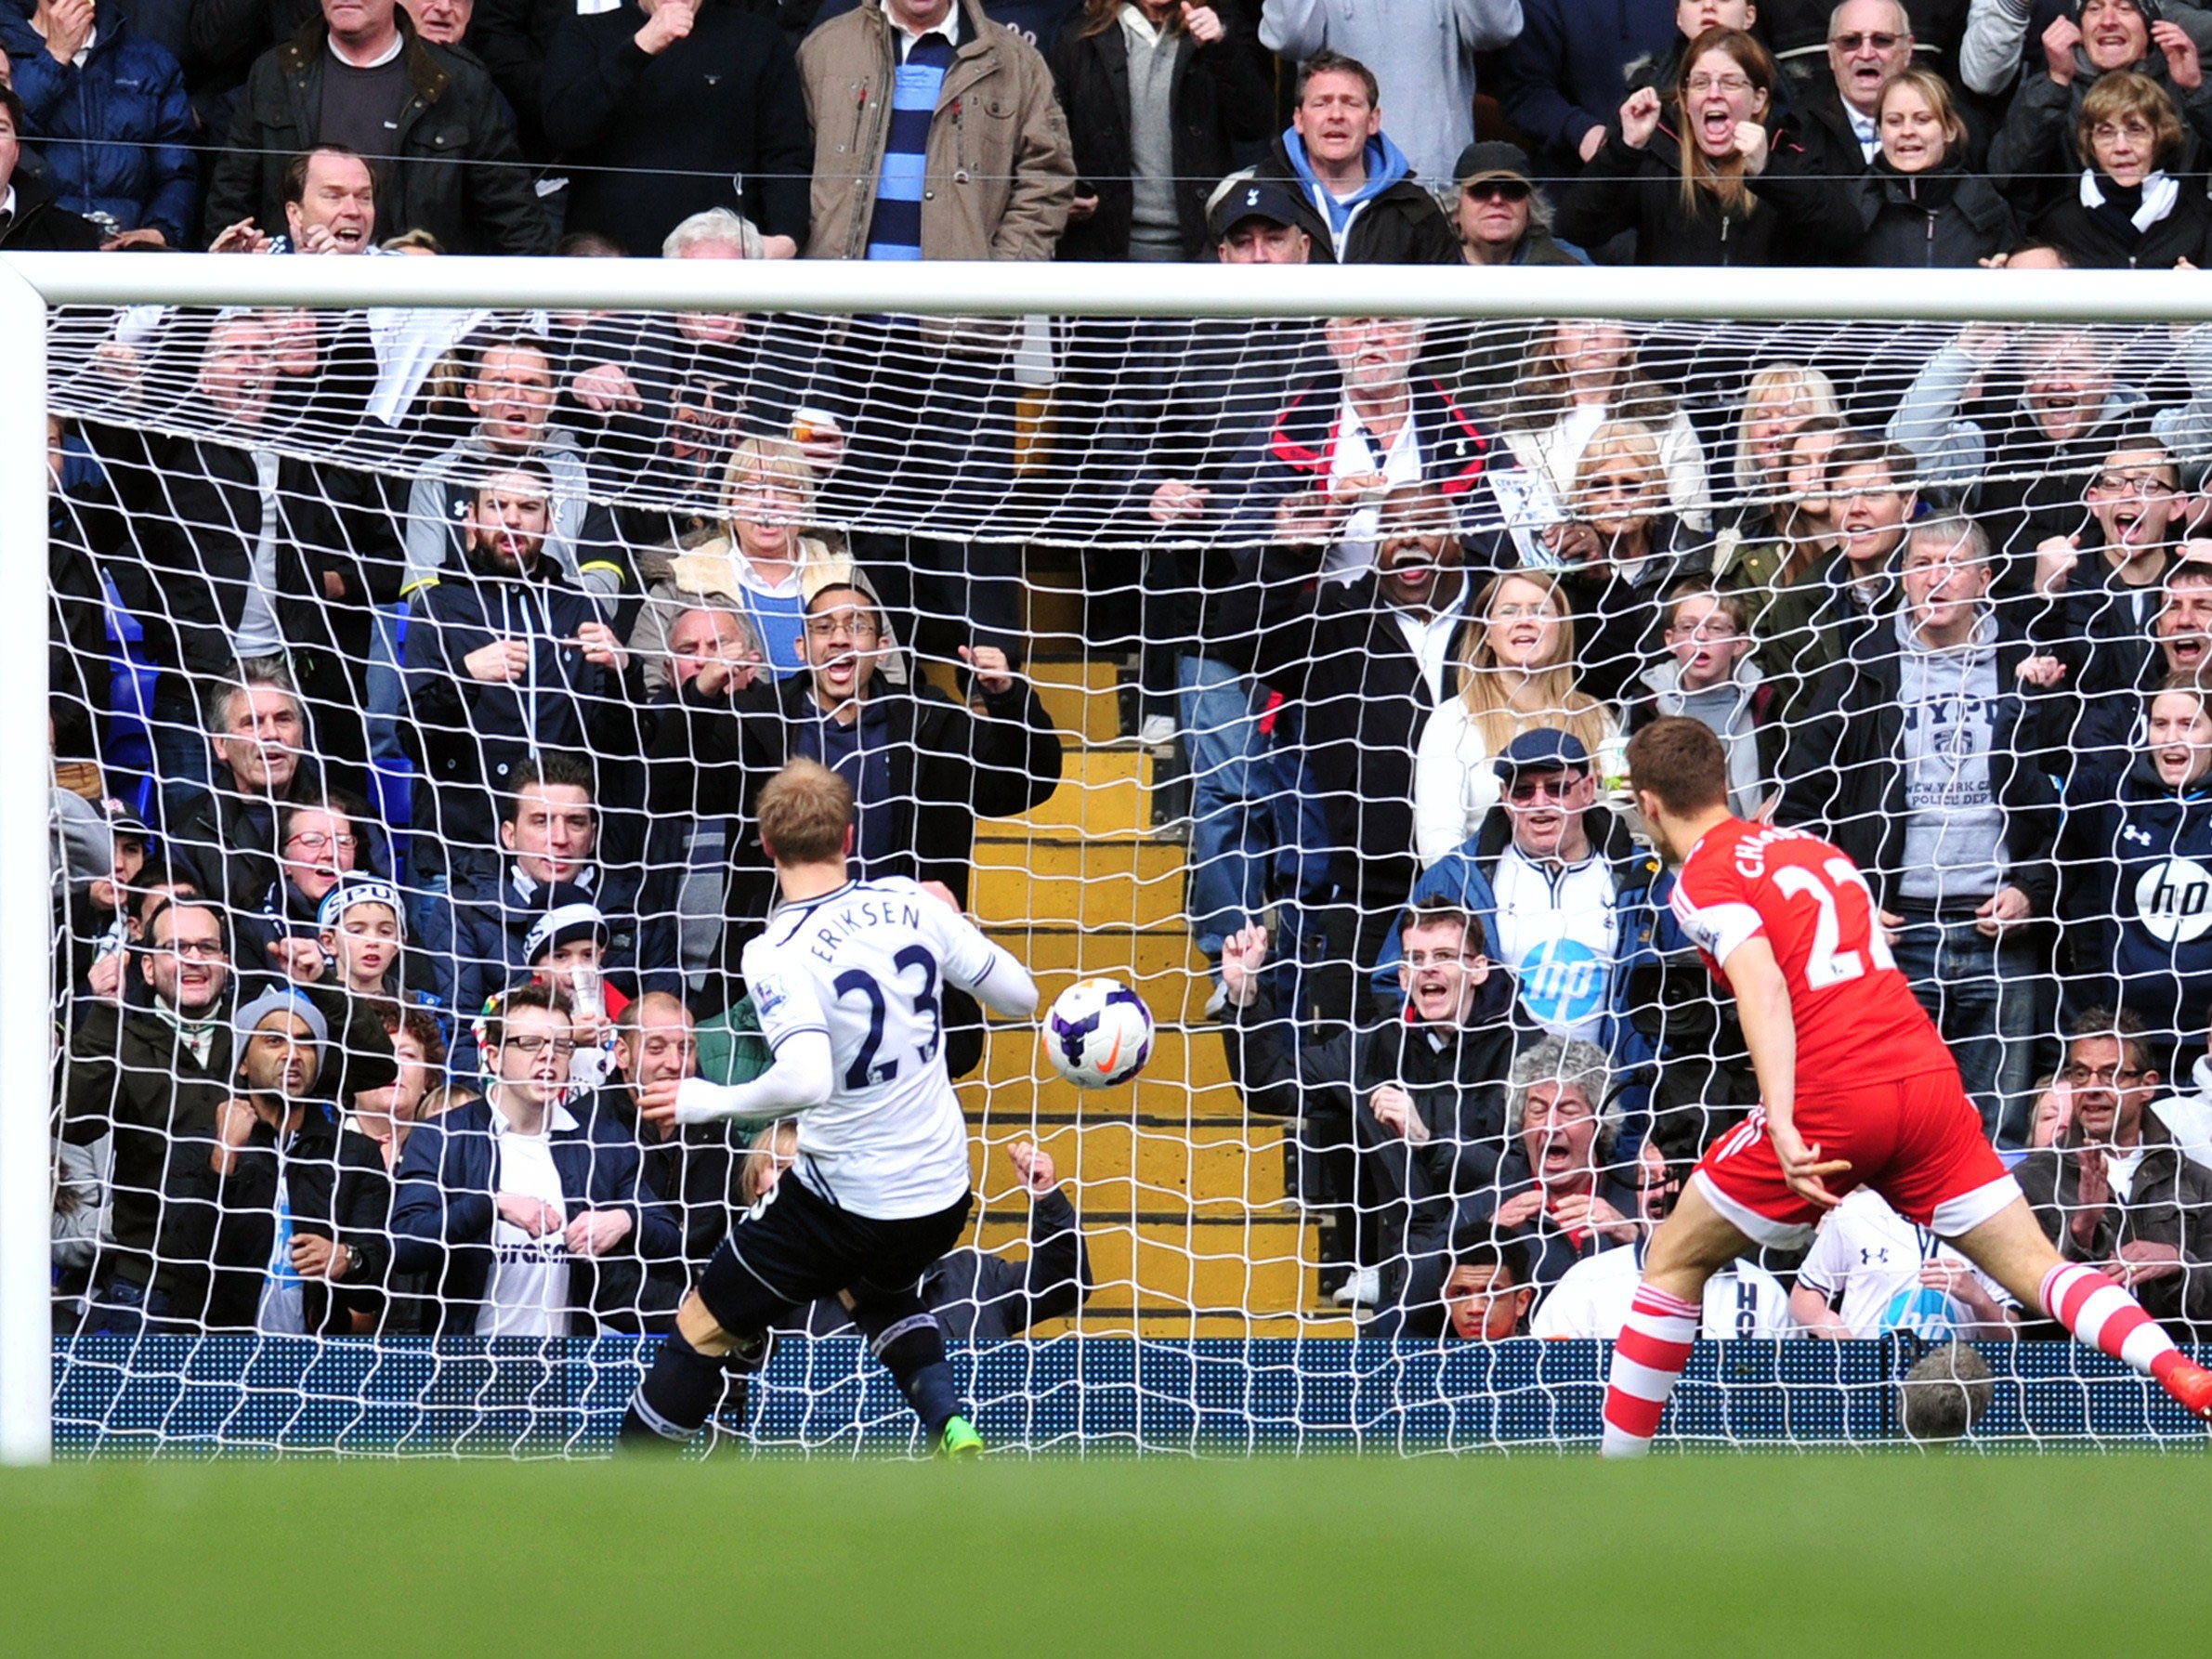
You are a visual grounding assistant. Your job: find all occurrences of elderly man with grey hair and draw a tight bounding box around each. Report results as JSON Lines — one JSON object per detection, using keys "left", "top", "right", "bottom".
{"left": 1372, "top": 1035, "right": 1643, "bottom": 1334}
{"left": 564, "top": 206, "right": 845, "bottom": 516}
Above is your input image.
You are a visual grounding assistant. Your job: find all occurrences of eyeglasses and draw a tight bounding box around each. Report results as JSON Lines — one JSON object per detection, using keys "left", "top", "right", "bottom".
{"left": 164, "top": 939, "right": 228, "bottom": 960}
{"left": 1462, "top": 178, "right": 1531, "bottom": 203}
{"left": 1685, "top": 73, "right": 1753, "bottom": 95}
{"left": 805, "top": 613, "right": 881, "bottom": 638}
{"left": 1403, "top": 950, "right": 1474, "bottom": 970}
{"left": 504, "top": 1036, "right": 578, "bottom": 1060}
{"left": 2060, "top": 1064, "right": 2144, "bottom": 1089}
{"left": 1492, "top": 603, "right": 1558, "bottom": 622}
{"left": 1668, "top": 616, "right": 1742, "bottom": 640}
{"left": 2090, "top": 471, "right": 2177, "bottom": 497}
{"left": 287, "top": 831, "right": 360, "bottom": 853}
{"left": 1830, "top": 32, "right": 1902, "bottom": 51}
{"left": 1507, "top": 775, "right": 1584, "bottom": 803}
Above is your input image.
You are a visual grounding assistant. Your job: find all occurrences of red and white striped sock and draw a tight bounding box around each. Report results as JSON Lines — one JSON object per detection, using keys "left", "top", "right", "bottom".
{"left": 2040, "top": 1262, "right": 2186, "bottom": 1386}
{"left": 1601, "top": 1283, "right": 1701, "bottom": 1458}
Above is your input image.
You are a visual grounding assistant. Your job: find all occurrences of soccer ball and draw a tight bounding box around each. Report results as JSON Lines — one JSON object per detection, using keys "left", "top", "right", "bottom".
{"left": 1041, "top": 977, "right": 1154, "bottom": 1089}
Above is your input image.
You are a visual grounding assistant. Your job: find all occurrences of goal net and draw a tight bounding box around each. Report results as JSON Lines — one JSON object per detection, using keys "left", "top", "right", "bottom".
{"left": 17, "top": 255, "right": 2212, "bottom": 1456}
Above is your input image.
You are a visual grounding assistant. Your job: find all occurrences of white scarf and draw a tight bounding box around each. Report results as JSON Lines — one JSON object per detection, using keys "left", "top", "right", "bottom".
{"left": 2079, "top": 168, "right": 2180, "bottom": 232}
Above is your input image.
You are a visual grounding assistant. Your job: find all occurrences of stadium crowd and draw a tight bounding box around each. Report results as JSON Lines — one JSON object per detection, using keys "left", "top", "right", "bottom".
{"left": 26, "top": 0, "right": 2212, "bottom": 1352}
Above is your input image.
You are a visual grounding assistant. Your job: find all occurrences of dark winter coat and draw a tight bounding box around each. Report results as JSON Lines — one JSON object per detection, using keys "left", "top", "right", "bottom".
{"left": 60, "top": 998, "right": 235, "bottom": 1312}
{"left": 2016, "top": 1110, "right": 2212, "bottom": 1333}
{"left": 1775, "top": 610, "right": 2064, "bottom": 912}
{"left": 2030, "top": 173, "right": 2212, "bottom": 269}
{"left": 541, "top": 0, "right": 813, "bottom": 255}
{"left": 1556, "top": 120, "right": 1861, "bottom": 266}
{"left": 205, "top": 1112, "right": 398, "bottom": 1332}
{"left": 203, "top": 14, "right": 554, "bottom": 252}
{"left": 399, "top": 547, "right": 641, "bottom": 866}
{"left": 1851, "top": 156, "right": 2018, "bottom": 268}
{"left": 1046, "top": 3, "right": 1275, "bottom": 261}
{"left": 1251, "top": 133, "right": 1462, "bottom": 266}
{"left": 0, "top": 165, "right": 103, "bottom": 248}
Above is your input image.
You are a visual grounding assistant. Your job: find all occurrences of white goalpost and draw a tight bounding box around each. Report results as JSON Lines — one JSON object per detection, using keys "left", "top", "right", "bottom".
{"left": 9, "top": 253, "right": 2212, "bottom": 1465}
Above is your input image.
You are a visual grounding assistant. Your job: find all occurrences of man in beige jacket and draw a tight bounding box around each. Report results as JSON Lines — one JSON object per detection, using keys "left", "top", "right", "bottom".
{"left": 794, "top": 0, "right": 1076, "bottom": 666}
{"left": 796, "top": 0, "right": 1075, "bottom": 262}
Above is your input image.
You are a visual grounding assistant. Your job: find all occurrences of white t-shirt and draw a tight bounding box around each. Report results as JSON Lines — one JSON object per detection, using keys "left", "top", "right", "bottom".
{"left": 1530, "top": 1241, "right": 1794, "bottom": 1339}
{"left": 1489, "top": 844, "right": 1620, "bottom": 1046}
{"left": 481, "top": 1103, "right": 574, "bottom": 1338}
{"left": 743, "top": 877, "right": 1009, "bottom": 1219}
{"left": 1797, "top": 1188, "right": 2014, "bottom": 1339}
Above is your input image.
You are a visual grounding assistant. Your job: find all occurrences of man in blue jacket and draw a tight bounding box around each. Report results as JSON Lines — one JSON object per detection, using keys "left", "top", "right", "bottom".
{"left": 0, "top": 0, "right": 196, "bottom": 243}
{"left": 392, "top": 982, "right": 678, "bottom": 1334}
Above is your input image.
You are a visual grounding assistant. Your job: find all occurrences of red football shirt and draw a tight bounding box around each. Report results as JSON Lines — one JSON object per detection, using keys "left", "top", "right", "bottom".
{"left": 1669, "top": 818, "right": 1951, "bottom": 1091}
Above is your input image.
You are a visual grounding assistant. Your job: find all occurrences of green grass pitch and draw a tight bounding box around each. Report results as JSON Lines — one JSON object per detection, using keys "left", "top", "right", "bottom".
{"left": 4, "top": 1453, "right": 2208, "bottom": 1655}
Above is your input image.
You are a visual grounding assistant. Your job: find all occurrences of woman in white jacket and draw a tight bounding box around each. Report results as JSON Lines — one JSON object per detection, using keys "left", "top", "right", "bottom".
{"left": 1411, "top": 569, "right": 1618, "bottom": 869}
{"left": 1493, "top": 319, "right": 1712, "bottom": 532}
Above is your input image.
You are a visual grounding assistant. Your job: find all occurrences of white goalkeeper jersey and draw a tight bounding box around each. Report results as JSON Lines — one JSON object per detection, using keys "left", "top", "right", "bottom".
{"left": 742, "top": 878, "right": 1011, "bottom": 1221}
{"left": 1530, "top": 1240, "right": 1794, "bottom": 1340}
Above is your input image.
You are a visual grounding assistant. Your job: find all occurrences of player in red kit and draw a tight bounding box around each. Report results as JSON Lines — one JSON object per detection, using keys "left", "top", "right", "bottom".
{"left": 1598, "top": 718, "right": 2212, "bottom": 1456}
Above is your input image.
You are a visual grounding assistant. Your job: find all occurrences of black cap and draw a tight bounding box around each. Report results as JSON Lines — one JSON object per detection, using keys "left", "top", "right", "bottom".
{"left": 1493, "top": 728, "right": 1592, "bottom": 781}
{"left": 1210, "top": 179, "right": 1306, "bottom": 240}
{"left": 101, "top": 798, "right": 152, "bottom": 843}
{"left": 1454, "top": 140, "right": 1535, "bottom": 186}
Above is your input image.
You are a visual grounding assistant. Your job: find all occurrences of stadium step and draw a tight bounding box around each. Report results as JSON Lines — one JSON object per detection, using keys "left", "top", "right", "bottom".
{"left": 1027, "top": 655, "right": 1124, "bottom": 746}
{"left": 973, "top": 831, "right": 1188, "bottom": 932}
{"left": 958, "top": 648, "right": 1343, "bottom": 1331}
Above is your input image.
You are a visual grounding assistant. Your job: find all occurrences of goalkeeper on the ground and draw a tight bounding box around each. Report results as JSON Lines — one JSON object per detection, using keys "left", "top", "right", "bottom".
{"left": 618, "top": 759, "right": 1038, "bottom": 1457}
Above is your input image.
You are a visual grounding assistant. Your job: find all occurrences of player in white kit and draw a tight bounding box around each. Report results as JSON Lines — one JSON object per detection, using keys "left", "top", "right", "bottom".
{"left": 618, "top": 760, "right": 1038, "bottom": 1457}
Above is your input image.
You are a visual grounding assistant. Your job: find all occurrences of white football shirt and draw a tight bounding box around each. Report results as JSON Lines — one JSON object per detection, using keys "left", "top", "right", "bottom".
{"left": 743, "top": 878, "right": 1010, "bottom": 1220}
{"left": 1796, "top": 1187, "right": 2014, "bottom": 1339}
{"left": 1530, "top": 1240, "right": 1795, "bottom": 1339}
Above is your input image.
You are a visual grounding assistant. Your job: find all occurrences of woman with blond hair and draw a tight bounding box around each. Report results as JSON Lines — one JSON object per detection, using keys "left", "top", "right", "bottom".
{"left": 1724, "top": 361, "right": 1843, "bottom": 536}
{"left": 1494, "top": 320, "right": 1712, "bottom": 532}
{"left": 1851, "top": 68, "right": 2016, "bottom": 268}
{"left": 1410, "top": 570, "right": 1619, "bottom": 869}
{"left": 628, "top": 436, "right": 855, "bottom": 693}
{"left": 1544, "top": 421, "right": 1713, "bottom": 702}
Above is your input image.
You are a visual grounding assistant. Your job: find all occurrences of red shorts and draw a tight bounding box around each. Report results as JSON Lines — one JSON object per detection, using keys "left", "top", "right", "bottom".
{"left": 1690, "top": 1069, "right": 2019, "bottom": 1248}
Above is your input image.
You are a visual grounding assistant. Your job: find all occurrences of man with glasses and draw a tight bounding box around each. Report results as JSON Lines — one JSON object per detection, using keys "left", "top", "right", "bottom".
{"left": 657, "top": 581, "right": 1061, "bottom": 1033}
{"left": 2031, "top": 429, "right": 2198, "bottom": 767}
{"left": 1388, "top": 731, "right": 1676, "bottom": 1076}
{"left": 1779, "top": 516, "right": 2061, "bottom": 1143}
{"left": 1793, "top": 1, "right": 1936, "bottom": 181}
{"left": 391, "top": 983, "right": 677, "bottom": 1335}
{"left": 63, "top": 897, "right": 237, "bottom": 1332}
{"left": 2013, "top": 1008, "right": 2212, "bottom": 1335}
{"left": 1221, "top": 898, "right": 1528, "bottom": 1312}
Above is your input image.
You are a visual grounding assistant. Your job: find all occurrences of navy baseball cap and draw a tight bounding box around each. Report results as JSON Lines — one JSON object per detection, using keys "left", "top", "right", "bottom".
{"left": 1210, "top": 179, "right": 1305, "bottom": 240}
{"left": 1494, "top": 729, "right": 1592, "bottom": 780}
